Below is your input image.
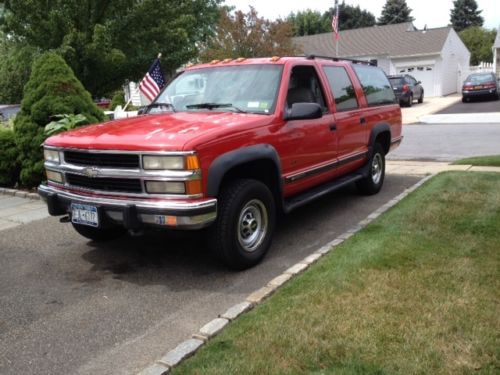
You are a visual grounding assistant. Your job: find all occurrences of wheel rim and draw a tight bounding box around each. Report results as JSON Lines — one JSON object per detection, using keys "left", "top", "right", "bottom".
{"left": 371, "top": 153, "right": 383, "bottom": 184}
{"left": 237, "top": 199, "right": 268, "bottom": 253}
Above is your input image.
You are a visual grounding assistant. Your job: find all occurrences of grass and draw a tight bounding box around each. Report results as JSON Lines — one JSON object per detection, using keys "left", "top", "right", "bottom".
{"left": 453, "top": 155, "right": 500, "bottom": 167}
{"left": 173, "top": 172, "right": 500, "bottom": 375}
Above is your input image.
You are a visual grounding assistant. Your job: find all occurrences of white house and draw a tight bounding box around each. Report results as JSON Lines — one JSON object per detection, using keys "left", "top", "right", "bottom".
{"left": 293, "top": 22, "right": 471, "bottom": 97}
{"left": 493, "top": 25, "right": 500, "bottom": 78}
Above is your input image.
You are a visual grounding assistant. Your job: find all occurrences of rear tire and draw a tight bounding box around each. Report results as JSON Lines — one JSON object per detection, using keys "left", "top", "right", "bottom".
{"left": 418, "top": 92, "right": 424, "bottom": 104}
{"left": 72, "top": 223, "right": 126, "bottom": 242}
{"left": 407, "top": 95, "right": 413, "bottom": 107}
{"left": 209, "top": 179, "right": 276, "bottom": 270}
{"left": 356, "top": 143, "right": 385, "bottom": 195}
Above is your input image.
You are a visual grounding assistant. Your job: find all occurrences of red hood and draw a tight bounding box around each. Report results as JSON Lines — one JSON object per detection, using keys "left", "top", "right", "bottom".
{"left": 45, "top": 112, "right": 274, "bottom": 151}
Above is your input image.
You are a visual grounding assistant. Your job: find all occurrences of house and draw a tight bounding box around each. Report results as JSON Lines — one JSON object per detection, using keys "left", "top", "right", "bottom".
{"left": 493, "top": 25, "right": 500, "bottom": 78}
{"left": 293, "top": 22, "right": 470, "bottom": 97}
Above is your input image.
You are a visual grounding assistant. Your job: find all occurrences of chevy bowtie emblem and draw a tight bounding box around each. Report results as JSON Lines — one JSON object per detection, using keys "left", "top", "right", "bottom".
{"left": 83, "top": 167, "right": 99, "bottom": 178}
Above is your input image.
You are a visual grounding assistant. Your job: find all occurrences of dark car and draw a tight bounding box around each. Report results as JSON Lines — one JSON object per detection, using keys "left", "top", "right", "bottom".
{"left": 388, "top": 74, "right": 424, "bottom": 107}
{"left": 462, "top": 72, "right": 499, "bottom": 102}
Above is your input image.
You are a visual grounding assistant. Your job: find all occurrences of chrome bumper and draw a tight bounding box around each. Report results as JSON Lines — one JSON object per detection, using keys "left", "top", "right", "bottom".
{"left": 38, "top": 184, "right": 217, "bottom": 230}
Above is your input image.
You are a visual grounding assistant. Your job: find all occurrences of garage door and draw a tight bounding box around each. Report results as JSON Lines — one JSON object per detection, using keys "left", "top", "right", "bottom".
{"left": 397, "top": 65, "right": 435, "bottom": 97}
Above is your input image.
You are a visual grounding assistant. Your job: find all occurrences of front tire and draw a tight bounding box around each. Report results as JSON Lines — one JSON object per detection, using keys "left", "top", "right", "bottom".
{"left": 356, "top": 143, "right": 385, "bottom": 195}
{"left": 72, "top": 223, "right": 126, "bottom": 242}
{"left": 209, "top": 179, "right": 276, "bottom": 270}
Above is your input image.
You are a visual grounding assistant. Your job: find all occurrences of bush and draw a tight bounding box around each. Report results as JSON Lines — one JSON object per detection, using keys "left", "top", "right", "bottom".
{"left": 14, "top": 52, "right": 104, "bottom": 187}
{"left": 110, "top": 91, "right": 126, "bottom": 110}
{"left": 0, "top": 128, "right": 20, "bottom": 187}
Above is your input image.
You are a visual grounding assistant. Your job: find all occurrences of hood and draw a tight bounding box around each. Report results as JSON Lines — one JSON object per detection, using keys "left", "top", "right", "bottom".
{"left": 45, "top": 112, "right": 273, "bottom": 151}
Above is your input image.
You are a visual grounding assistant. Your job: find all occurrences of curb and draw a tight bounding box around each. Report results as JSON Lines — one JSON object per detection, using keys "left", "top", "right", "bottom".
{"left": 136, "top": 173, "right": 435, "bottom": 375}
{"left": 0, "top": 187, "right": 40, "bottom": 200}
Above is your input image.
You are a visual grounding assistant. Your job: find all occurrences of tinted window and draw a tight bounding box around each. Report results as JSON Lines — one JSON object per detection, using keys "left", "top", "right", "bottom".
{"left": 353, "top": 65, "right": 396, "bottom": 106}
{"left": 323, "top": 66, "right": 358, "bottom": 111}
{"left": 389, "top": 77, "right": 405, "bottom": 86}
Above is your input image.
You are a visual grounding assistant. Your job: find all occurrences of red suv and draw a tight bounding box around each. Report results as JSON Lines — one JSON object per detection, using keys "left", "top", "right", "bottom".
{"left": 39, "top": 56, "right": 402, "bottom": 269}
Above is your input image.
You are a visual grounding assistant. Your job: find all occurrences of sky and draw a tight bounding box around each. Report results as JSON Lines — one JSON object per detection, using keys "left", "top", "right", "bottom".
{"left": 225, "top": 0, "right": 499, "bottom": 30}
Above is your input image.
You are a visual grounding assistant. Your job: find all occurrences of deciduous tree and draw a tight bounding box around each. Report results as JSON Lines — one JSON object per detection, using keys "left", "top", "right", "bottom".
{"left": 200, "top": 7, "right": 297, "bottom": 61}
{"left": 0, "top": 0, "right": 221, "bottom": 97}
{"left": 459, "top": 27, "right": 496, "bottom": 65}
{"left": 378, "top": 0, "right": 414, "bottom": 25}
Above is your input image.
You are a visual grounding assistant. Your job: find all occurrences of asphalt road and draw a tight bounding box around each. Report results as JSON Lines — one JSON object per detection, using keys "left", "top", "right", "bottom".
{"left": 387, "top": 123, "right": 500, "bottom": 162}
{"left": 436, "top": 96, "right": 500, "bottom": 114}
{"left": 0, "top": 174, "right": 421, "bottom": 375}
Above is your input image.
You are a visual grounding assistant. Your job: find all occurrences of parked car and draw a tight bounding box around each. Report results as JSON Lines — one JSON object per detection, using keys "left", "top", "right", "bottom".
{"left": 462, "top": 72, "right": 499, "bottom": 102}
{"left": 39, "top": 56, "right": 402, "bottom": 269}
{"left": 388, "top": 74, "right": 424, "bottom": 107}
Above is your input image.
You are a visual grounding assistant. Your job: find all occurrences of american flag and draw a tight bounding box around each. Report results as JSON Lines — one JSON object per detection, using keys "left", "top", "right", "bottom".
{"left": 332, "top": 1, "right": 340, "bottom": 41}
{"left": 139, "top": 58, "right": 166, "bottom": 102}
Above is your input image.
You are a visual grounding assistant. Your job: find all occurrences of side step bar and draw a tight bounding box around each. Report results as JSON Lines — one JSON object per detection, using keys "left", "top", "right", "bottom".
{"left": 283, "top": 173, "right": 364, "bottom": 213}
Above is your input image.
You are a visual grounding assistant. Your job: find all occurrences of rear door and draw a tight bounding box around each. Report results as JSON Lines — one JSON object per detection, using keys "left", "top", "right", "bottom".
{"left": 321, "top": 64, "right": 368, "bottom": 164}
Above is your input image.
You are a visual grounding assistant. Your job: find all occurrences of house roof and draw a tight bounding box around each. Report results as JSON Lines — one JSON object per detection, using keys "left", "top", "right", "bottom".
{"left": 493, "top": 25, "right": 500, "bottom": 48}
{"left": 293, "top": 22, "right": 452, "bottom": 59}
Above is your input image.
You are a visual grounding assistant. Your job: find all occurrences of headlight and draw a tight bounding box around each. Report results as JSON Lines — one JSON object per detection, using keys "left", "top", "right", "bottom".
{"left": 145, "top": 181, "right": 186, "bottom": 194}
{"left": 143, "top": 156, "right": 185, "bottom": 170}
{"left": 44, "top": 149, "right": 60, "bottom": 163}
{"left": 46, "top": 170, "right": 63, "bottom": 183}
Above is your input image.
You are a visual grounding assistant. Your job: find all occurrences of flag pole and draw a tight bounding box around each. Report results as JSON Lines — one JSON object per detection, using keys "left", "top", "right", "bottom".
{"left": 335, "top": 0, "right": 339, "bottom": 57}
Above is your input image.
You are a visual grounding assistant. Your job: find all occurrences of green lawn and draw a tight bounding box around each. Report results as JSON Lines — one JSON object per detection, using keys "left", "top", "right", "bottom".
{"left": 174, "top": 172, "right": 500, "bottom": 375}
{"left": 453, "top": 155, "right": 500, "bottom": 167}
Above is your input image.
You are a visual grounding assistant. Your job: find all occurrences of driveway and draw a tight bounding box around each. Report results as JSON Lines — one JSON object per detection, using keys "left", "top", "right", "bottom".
{"left": 436, "top": 97, "right": 500, "bottom": 114}
{"left": 0, "top": 174, "right": 421, "bottom": 375}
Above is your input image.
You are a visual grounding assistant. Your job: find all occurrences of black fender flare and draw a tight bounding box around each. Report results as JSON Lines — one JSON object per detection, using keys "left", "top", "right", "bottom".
{"left": 206, "top": 144, "right": 283, "bottom": 197}
{"left": 368, "top": 123, "right": 391, "bottom": 155}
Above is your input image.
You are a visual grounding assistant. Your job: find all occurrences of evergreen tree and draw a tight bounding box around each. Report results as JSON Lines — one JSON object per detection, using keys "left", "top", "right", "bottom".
{"left": 14, "top": 52, "right": 104, "bottom": 187}
{"left": 450, "top": 0, "right": 484, "bottom": 32}
{"left": 378, "top": 0, "right": 414, "bottom": 25}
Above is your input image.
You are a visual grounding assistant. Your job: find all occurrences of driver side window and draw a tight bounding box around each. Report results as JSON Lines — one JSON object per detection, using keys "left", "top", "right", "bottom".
{"left": 286, "top": 66, "right": 327, "bottom": 112}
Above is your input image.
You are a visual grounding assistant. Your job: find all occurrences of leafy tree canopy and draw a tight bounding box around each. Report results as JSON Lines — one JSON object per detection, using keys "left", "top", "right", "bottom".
{"left": 378, "top": 0, "right": 414, "bottom": 25}
{"left": 450, "top": 0, "right": 483, "bottom": 32}
{"left": 200, "top": 6, "right": 297, "bottom": 62}
{"left": 1, "top": 0, "right": 221, "bottom": 97}
{"left": 459, "top": 26, "right": 496, "bottom": 65}
{"left": 287, "top": 2, "right": 376, "bottom": 37}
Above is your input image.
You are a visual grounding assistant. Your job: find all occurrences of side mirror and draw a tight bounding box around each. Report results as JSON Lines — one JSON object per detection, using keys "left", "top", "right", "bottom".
{"left": 416, "top": 81, "right": 422, "bottom": 85}
{"left": 284, "top": 103, "right": 322, "bottom": 121}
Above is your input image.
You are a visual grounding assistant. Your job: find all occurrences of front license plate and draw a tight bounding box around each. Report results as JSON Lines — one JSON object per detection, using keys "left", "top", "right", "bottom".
{"left": 71, "top": 203, "right": 99, "bottom": 227}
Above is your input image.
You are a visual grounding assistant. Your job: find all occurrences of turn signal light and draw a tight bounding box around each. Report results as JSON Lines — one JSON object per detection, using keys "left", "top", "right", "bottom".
{"left": 185, "top": 155, "right": 200, "bottom": 170}
{"left": 185, "top": 180, "right": 203, "bottom": 195}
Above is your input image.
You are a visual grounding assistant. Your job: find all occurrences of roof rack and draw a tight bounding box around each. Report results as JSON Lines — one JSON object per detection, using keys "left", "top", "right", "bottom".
{"left": 305, "top": 54, "right": 377, "bottom": 66}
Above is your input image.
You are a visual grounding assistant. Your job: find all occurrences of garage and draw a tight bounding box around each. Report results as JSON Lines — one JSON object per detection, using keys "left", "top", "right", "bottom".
{"left": 396, "top": 65, "right": 436, "bottom": 97}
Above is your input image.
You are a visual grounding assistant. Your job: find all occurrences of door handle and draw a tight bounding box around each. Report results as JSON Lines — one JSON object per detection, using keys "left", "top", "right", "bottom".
{"left": 360, "top": 117, "right": 366, "bottom": 125}
{"left": 329, "top": 123, "right": 337, "bottom": 131}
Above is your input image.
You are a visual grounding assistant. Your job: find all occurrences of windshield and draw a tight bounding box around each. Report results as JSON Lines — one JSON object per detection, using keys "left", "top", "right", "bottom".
{"left": 153, "top": 64, "right": 283, "bottom": 115}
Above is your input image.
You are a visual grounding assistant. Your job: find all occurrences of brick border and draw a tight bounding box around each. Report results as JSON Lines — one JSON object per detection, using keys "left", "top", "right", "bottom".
{"left": 136, "top": 174, "right": 435, "bottom": 375}
{"left": 0, "top": 187, "right": 40, "bottom": 200}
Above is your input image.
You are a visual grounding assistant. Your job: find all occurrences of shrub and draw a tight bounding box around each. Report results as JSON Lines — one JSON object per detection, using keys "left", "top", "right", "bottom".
{"left": 110, "top": 91, "right": 126, "bottom": 110}
{"left": 0, "top": 128, "right": 20, "bottom": 187}
{"left": 14, "top": 52, "right": 104, "bottom": 187}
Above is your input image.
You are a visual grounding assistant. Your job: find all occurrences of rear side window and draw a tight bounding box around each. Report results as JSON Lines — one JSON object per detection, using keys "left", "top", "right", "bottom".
{"left": 323, "top": 66, "right": 358, "bottom": 111}
{"left": 353, "top": 65, "right": 396, "bottom": 106}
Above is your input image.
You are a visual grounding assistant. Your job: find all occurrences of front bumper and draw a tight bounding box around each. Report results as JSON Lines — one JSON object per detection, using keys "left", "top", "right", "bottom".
{"left": 38, "top": 184, "right": 217, "bottom": 230}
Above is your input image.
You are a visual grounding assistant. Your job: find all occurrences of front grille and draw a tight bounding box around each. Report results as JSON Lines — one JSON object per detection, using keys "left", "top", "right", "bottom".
{"left": 64, "top": 151, "right": 140, "bottom": 168}
{"left": 66, "top": 173, "right": 142, "bottom": 193}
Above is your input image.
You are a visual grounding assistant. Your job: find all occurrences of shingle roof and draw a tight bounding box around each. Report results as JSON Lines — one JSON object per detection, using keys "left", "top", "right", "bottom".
{"left": 293, "top": 22, "right": 452, "bottom": 58}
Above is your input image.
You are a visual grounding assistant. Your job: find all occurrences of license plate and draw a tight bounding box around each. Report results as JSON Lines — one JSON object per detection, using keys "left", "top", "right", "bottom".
{"left": 474, "top": 85, "right": 483, "bottom": 89}
{"left": 71, "top": 203, "right": 99, "bottom": 227}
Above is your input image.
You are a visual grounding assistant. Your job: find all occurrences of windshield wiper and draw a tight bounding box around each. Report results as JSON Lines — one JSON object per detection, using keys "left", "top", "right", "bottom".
{"left": 143, "top": 102, "right": 176, "bottom": 113}
{"left": 186, "top": 103, "right": 246, "bottom": 113}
